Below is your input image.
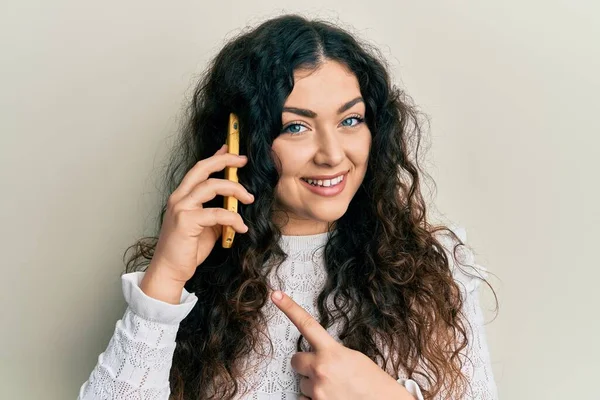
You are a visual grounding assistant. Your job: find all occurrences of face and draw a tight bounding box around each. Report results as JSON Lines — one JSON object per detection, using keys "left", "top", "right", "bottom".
{"left": 271, "top": 59, "right": 372, "bottom": 235}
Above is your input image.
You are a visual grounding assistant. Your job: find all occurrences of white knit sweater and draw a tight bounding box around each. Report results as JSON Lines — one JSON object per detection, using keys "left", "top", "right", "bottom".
{"left": 78, "top": 226, "right": 497, "bottom": 399}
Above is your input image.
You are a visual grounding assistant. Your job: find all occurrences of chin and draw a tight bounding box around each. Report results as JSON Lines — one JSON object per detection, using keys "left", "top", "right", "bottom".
{"left": 306, "top": 205, "right": 349, "bottom": 223}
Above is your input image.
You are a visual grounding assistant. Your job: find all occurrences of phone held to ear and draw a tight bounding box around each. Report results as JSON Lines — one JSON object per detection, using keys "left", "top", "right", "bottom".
{"left": 222, "top": 113, "right": 240, "bottom": 248}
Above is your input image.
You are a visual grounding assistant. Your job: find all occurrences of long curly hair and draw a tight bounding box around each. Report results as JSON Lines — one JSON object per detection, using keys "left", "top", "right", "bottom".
{"left": 124, "top": 13, "right": 498, "bottom": 400}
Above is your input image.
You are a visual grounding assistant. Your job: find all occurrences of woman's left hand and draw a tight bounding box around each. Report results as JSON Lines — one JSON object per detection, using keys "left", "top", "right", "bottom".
{"left": 271, "top": 290, "right": 415, "bottom": 400}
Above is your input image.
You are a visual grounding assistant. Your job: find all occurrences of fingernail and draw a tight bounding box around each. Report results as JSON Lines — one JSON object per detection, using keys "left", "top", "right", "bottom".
{"left": 238, "top": 154, "right": 247, "bottom": 159}
{"left": 272, "top": 291, "right": 283, "bottom": 301}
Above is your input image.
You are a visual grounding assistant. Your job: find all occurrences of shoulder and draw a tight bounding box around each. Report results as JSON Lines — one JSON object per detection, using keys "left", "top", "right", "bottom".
{"left": 431, "top": 224, "right": 489, "bottom": 295}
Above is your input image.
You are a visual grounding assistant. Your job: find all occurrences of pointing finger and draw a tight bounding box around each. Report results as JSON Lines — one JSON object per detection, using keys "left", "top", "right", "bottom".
{"left": 271, "top": 290, "right": 337, "bottom": 351}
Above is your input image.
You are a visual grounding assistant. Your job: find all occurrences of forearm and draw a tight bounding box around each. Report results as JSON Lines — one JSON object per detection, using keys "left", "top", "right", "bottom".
{"left": 78, "top": 307, "right": 179, "bottom": 399}
{"left": 79, "top": 272, "right": 198, "bottom": 399}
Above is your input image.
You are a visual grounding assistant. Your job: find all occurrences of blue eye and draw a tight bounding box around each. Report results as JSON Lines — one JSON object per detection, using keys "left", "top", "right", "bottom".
{"left": 341, "top": 116, "right": 364, "bottom": 127}
{"left": 280, "top": 115, "right": 365, "bottom": 136}
{"left": 281, "top": 123, "right": 308, "bottom": 135}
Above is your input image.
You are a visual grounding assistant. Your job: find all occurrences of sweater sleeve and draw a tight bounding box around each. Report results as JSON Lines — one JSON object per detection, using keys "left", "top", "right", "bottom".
{"left": 396, "top": 378, "right": 425, "bottom": 399}
{"left": 436, "top": 226, "right": 499, "bottom": 399}
{"left": 77, "top": 271, "right": 198, "bottom": 400}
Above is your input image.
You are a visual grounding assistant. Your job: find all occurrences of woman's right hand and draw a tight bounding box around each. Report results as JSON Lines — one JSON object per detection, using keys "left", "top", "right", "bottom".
{"left": 140, "top": 144, "right": 254, "bottom": 303}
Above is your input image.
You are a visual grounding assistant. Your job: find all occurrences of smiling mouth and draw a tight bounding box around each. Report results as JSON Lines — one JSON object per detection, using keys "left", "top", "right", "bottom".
{"left": 300, "top": 173, "right": 346, "bottom": 187}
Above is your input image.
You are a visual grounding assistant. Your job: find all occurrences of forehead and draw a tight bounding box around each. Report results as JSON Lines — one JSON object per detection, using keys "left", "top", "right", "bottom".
{"left": 284, "top": 60, "right": 362, "bottom": 111}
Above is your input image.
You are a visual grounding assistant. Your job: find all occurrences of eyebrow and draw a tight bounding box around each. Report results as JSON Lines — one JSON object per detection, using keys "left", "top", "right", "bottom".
{"left": 282, "top": 96, "right": 364, "bottom": 118}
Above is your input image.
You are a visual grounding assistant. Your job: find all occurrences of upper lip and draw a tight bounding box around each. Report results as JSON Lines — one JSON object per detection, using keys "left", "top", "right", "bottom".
{"left": 302, "top": 170, "right": 348, "bottom": 180}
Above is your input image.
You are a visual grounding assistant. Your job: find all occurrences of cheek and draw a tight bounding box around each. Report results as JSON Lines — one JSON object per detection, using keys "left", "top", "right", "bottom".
{"left": 348, "top": 131, "right": 372, "bottom": 165}
{"left": 272, "top": 141, "right": 314, "bottom": 177}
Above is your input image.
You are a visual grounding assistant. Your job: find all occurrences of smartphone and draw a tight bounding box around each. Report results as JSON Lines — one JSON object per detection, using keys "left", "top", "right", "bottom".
{"left": 222, "top": 113, "right": 240, "bottom": 248}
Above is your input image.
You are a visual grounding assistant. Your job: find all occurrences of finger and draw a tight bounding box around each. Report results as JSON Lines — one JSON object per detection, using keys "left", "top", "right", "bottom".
{"left": 178, "top": 178, "right": 254, "bottom": 209}
{"left": 216, "top": 144, "right": 228, "bottom": 154}
{"left": 181, "top": 208, "right": 249, "bottom": 235}
{"left": 171, "top": 153, "right": 248, "bottom": 203}
{"left": 290, "top": 352, "right": 316, "bottom": 377}
{"left": 299, "top": 376, "right": 314, "bottom": 399}
{"left": 271, "top": 291, "right": 337, "bottom": 351}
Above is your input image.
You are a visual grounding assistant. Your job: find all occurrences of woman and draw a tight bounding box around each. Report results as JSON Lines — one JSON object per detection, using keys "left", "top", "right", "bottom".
{"left": 78, "top": 14, "right": 498, "bottom": 400}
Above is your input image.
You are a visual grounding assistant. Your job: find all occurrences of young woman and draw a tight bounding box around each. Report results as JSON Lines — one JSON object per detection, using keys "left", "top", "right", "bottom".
{"left": 78, "top": 14, "right": 498, "bottom": 400}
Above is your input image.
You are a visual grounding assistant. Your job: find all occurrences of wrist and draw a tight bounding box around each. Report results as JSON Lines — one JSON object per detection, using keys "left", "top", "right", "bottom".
{"left": 140, "top": 264, "right": 186, "bottom": 305}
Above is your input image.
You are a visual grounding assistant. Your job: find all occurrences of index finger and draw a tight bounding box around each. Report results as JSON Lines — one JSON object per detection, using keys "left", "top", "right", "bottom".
{"left": 271, "top": 290, "right": 337, "bottom": 351}
{"left": 172, "top": 148, "right": 247, "bottom": 203}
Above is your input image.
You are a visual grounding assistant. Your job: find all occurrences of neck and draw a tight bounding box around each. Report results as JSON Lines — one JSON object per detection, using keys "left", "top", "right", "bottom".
{"left": 272, "top": 212, "right": 337, "bottom": 236}
{"left": 280, "top": 226, "right": 331, "bottom": 235}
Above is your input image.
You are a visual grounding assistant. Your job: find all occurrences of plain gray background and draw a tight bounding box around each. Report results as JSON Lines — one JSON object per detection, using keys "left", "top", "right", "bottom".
{"left": 1, "top": 1, "right": 598, "bottom": 399}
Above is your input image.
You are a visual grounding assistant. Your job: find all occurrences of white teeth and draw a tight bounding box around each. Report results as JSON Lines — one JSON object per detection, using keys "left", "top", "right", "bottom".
{"left": 303, "top": 174, "right": 345, "bottom": 187}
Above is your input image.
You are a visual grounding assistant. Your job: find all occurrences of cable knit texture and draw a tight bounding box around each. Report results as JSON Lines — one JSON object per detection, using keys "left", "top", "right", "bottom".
{"left": 78, "top": 226, "right": 497, "bottom": 399}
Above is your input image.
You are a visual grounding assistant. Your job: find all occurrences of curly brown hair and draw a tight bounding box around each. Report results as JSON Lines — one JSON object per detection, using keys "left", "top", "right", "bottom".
{"left": 124, "top": 13, "right": 498, "bottom": 400}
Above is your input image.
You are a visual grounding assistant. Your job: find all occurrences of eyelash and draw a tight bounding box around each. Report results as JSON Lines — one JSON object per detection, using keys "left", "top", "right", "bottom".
{"left": 281, "top": 114, "right": 365, "bottom": 136}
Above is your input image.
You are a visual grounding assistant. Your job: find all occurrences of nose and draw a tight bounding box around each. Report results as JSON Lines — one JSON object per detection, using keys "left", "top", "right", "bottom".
{"left": 313, "top": 128, "right": 345, "bottom": 167}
